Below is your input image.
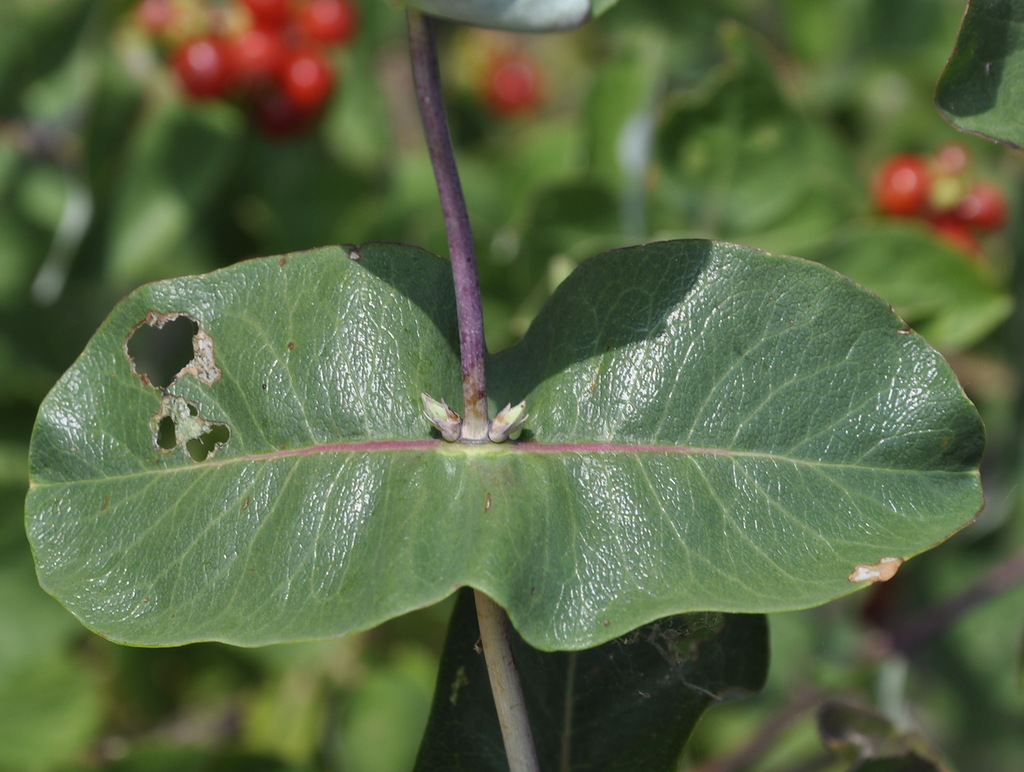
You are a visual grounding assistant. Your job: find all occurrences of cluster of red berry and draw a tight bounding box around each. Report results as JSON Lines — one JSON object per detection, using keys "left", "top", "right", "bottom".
{"left": 135, "top": 0, "right": 358, "bottom": 136}
{"left": 872, "top": 144, "right": 1008, "bottom": 256}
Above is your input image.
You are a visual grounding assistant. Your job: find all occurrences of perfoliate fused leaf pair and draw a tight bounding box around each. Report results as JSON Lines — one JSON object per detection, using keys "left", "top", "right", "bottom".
{"left": 26, "top": 241, "right": 983, "bottom": 652}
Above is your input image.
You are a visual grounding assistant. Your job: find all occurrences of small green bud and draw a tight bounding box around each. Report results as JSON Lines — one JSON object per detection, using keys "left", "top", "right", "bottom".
{"left": 422, "top": 393, "right": 462, "bottom": 442}
{"left": 488, "top": 400, "right": 527, "bottom": 443}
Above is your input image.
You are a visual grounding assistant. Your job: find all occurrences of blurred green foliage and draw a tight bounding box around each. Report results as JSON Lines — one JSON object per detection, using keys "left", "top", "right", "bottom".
{"left": 2, "top": 0, "right": 1022, "bottom": 770}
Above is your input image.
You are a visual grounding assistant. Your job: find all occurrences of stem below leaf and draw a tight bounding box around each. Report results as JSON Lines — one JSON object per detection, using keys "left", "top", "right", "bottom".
{"left": 474, "top": 589, "right": 542, "bottom": 772}
{"left": 407, "top": 10, "right": 489, "bottom": 440}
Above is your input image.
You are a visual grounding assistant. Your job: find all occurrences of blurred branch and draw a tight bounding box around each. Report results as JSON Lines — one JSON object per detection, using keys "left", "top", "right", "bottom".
{"left": 689, "top": 687, "right": 826, "bottom": 772}
{"left": 1, "top": 117, "right": 91, "bottom": 305}
{"left": 31, "top": 174, "right": 94, "bottom": 306}
{"left": 0, "top": 118, "right": 82, "bottom": 166}
{"left": 885, "top": 549, "right": 1024, "bottom": 654}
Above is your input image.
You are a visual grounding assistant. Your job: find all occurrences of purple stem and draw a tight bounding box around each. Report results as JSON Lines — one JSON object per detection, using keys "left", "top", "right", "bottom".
{"left": 407, "top": 10, "right": 489, "bottom": 440}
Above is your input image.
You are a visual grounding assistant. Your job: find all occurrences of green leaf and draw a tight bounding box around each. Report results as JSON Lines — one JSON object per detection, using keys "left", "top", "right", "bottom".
{"left": 817, "top": 701, "right": 946, "bottom": 771}
{"left": 809, "top": 221, "right": 1012, "bottom": 352}
{"left": 0, "top": 480, "right": 103, "bottom": 771}
{"left": 936, "top": 0, "right": 1024, "bottom": 149}
{"left": 653, "top": 24, "right": 856, "bottom": 255}
{"left": 591, "top": 0, "right": 621, "bottom": 17}
{"left": 400, "top": 0, "right": 591, "bottom": 31}
{"left": 330, "top": 646, "right": 436, "bottom": 772}
{"left": 415, "top": 589, "right": 767, "bottom": 771}
{"left": 105, "top": 748, "right": 312, "bottom": 772}
{"left": 26, "top": 240, "right": 983, "bottom": 651}
{"left": 0, "top": 649, "right": 102, "bottom": 772}
{"left": 107, "top": 102, "right": 244, "bottom": 288}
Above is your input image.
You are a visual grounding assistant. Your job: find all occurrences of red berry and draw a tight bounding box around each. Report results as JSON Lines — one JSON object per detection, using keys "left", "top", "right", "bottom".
{"left": 172, "top": 36, "right": 234, "bottom": 99}
{"left": 933, "top": 143, "right": 970, "bottom": 176}
{"left": 873, "top": 155, "right": 931, "bottom": 217}
{"left": 279, "top": 48, "right": 335, "bottom": 110}
{"left": 299, "top": 0, "right": 358, "bottom": 44}
{"left": 954, "top": 182, "right": 1007, "bottom": 230}
{"left": 249, "top": 90, "right": 317, "bottom": 137}
{"left": 931, "top": 215, "right": 981, "bottom": 256}
{"left": 482, "top": 53, "right": 543, "bottom": 117}
{"left": 135, "top": 0, "right": 176, "bottom": 37}
{"left": 242, "top": 0, "right": 291, "bottom": 28}
{"left": 229, "top": 27, "right": 286, "bottom": 85}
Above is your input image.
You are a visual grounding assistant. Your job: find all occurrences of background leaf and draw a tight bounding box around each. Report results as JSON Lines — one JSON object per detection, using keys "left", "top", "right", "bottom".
{"left": 28, "top": 240, "right": 983, "bottom": 652}
{"left": 817, "top": 701, "right": 946, "bottom": 770}
{"left": 591, "top": 0, "right": 622, "bottom": 17}
{"left": 0, "top": 516, "right": 102, "bottom": 772}
{"left": 809, "top": 221, "right": 1012, "bottom": 351}
{"left": 106, "top": 102, "right": 245, "bottom": 289}
{"left": 414, "top": 589, "right": 767, "bottom": 771}
{"left": 936, "top": 0, "right": 1024, "bottom": 148}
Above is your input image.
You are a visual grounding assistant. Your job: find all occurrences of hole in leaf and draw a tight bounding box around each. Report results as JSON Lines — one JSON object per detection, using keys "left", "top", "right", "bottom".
{"left": 151, "top": 394, "right": 231, "bottom": 462}
{"left": 127, "top": 314, "right": 198, "bottom": 389}
{"left": 156, "top": 416, "right": 178, "bottom": 450}
{"left": 186, "top": 423, "right": 231, "bottom": 462}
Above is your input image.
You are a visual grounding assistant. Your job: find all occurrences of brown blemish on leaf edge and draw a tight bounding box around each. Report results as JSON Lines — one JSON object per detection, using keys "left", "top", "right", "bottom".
{"left": 848, "top": 556, "right": 903, "bottom": 583}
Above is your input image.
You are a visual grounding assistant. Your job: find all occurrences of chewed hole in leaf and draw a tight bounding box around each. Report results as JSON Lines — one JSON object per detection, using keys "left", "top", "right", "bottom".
{"left": 155, "top": 416, "right": 177, "bottom": 450}
{"left": 126, "top": 313, "right": 198, "bottom": 389}
{"left": 186, "top": 422, "right": 231, "bottom": 462}
{"left": 152, "top": 394, "right": 230, "bottom": 462}
{"left": 126, "top": 311, "right": 222, "bottom": 389}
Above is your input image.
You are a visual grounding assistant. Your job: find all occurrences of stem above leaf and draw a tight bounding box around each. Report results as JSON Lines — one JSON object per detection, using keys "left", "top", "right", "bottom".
{"left": 407, "top": 10, "right": 489, "bottom": 440}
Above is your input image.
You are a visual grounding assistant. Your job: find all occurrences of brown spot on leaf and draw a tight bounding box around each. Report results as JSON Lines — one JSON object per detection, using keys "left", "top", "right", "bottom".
{"left": 279, "top": 257, "right": 287, "bottom": 266}
{"left": 849, "top": 556, "right": 903, "bottom": 583}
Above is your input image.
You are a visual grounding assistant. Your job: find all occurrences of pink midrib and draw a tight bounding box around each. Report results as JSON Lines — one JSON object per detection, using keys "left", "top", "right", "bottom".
{"left": 208, "top": 438, "right": 734, "bottom": 467}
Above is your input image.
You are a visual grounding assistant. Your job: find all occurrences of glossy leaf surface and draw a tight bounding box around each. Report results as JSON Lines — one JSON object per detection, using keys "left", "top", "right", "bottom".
{"left": 936, "top": 0, "right": 1024, "bottom": 148}
{"left": 415, "top": 589, "right": 767, "bottom": 770}
{"left": 27, "top": 241, "right": 984, "bottom": 650}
